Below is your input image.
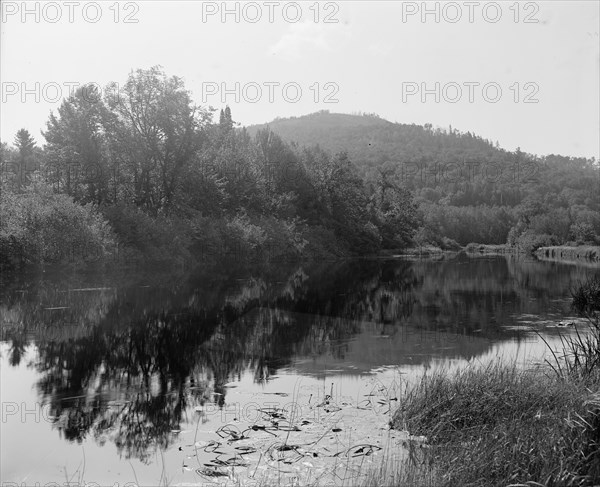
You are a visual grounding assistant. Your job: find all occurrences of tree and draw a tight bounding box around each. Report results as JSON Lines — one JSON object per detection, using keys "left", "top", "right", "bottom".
{"left": 254, "top": 128, "right": 309, "bottom": 218}
{"left": 371, "top": 165, "right": 420, "bottom": 247}
{"left": 319, "top": 152, "right": 380, "bottom": 251}
{"left": 200, "top": 119, "right": 265, "bottom": 215}
{"left": 105, "top": 66, "right": 212, "bottom": 212}
{"left": 219, "top": 106, "right": 233, "bottom": 134}
{"left": 0, "top": 141, "right": 19, "bottom": 191}
{"left": 14, "top": 129, "right": 35, "bottom": 156}
{"left": 13, "top": 129, "right": 37, "bottom": 190}
{"left": 43, "top": 85, "right": 114, "bottom": 203}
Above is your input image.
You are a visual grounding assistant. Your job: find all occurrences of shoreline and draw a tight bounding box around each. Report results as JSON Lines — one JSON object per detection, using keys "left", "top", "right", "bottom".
{"left": 535, "top": 245, "right": 600, "bottom": 264}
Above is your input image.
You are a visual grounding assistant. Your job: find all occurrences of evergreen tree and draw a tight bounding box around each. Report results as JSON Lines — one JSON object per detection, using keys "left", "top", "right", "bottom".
{"left": 13, "top": 129, "right": 37, "bottom": 189}
{"left": 219, "top": 106, "right": 233, "bottom": 133}
{"left": 14, "top": 129, "right": 36, "bottom": 156}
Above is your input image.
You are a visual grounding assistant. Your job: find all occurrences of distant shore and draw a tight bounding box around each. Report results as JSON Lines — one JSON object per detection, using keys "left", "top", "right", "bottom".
{"left": 535, "top": 245, "right": 600, "bottom": 263}
{"left": 393, "top": 244, "right": 600, "bottom": 263}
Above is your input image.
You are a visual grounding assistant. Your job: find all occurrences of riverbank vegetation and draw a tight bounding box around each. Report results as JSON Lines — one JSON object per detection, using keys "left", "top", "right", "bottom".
{"left": 389, "top": 277, "right": 600, "bottom": 486}
{"left": 1, "top": 68, "right": 599, "bottom": 268}
{"left": 536, "top": 245, "right": 600, "bottom": 263}
{"left": 250, "top": 111, "right": 600, "bottom": 254}
{"left": 0, "top": 68, "right": 421, "bottom": 268}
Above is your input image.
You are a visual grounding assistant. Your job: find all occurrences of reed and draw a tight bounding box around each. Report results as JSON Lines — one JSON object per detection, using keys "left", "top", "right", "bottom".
{"left": 387, "top": 276, "right": 600, "bottom": 487}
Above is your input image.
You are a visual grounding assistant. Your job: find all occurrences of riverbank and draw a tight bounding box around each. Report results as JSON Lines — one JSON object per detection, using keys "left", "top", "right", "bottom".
{"left": 536, "top": 245, "right": 600, "bottom": 263}
{"left": 394, "top": 243, "right": 512, "bottom": 258}
{"left": 388, "top": 277, "right": 600, "bottom": 487}
{"left": 399, "top": 244, "right": 600, "bottom": 264}
{"left": 389, "top": 361, "right": 599, "bottom": 486}
{"left": 464, "top": 243, "right": 513, "bottom": 254}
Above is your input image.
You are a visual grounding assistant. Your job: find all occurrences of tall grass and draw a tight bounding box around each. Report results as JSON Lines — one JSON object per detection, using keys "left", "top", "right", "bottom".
{"left": 389, "top": 276, "right": 600, "bottom": 487}
{"left": 547, "top": 276, "right": 600, "bottom": 381}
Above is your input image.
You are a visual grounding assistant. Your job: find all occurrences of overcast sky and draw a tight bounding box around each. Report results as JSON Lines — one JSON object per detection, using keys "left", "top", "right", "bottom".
{"left": 1, "top": 1, "right": 599, "bottom": 158}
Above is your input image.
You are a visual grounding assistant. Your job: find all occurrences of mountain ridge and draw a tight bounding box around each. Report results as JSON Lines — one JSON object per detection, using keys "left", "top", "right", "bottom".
{"left": 245, "top": 110, "right": 507, "bottom": 172}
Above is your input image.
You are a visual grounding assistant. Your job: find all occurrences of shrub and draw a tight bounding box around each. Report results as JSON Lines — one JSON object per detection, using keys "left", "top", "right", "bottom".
{"left": 301, "top": 225, "right": 349, "bottom": 260}
{"left": 0, "top": 180, "right": 116, "bottom": 267}
{"left": 515, "top": 230, "right": 558, "bottom": 254}
{"left": 440, "top": 237, "right": 461, "bottom": 251}
{"left": 102, "top": 203, "right": 191, "bottom": 263}
{"left": 190, "top": 214, "right": 312, "bottom": 263}
{"left": 465, "top": 242, "right": 480, "bottom": 253}
{"left": 254, "top": 216, "right": 308, "bottom": 262}
{"left": 225, "top": 212, "right": 267, "bottom": 251}
{"left": 570, "top": 222, "right": 598, "bottom": 245}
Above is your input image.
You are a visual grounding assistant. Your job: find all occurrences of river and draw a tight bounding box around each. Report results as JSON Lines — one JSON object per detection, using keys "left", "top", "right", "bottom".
{"left": 1, "top": 254, "right": 598, "bottom": 486}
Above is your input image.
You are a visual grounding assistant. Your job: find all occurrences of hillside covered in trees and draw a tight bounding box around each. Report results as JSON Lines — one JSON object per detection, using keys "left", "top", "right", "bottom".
{"left": 250, "top": 111, "right": 600, "bottom": 250}
{"left": 1, "top": 70, "right": 598, "bottom": 269}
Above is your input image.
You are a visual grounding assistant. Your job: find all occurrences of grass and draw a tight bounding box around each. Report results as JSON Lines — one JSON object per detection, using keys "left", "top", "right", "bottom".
{"left": 390, "top": 363, "right": 600, "bottom": 486}
{"left": 388, "top": 276, "right": 600, "bottom": 487}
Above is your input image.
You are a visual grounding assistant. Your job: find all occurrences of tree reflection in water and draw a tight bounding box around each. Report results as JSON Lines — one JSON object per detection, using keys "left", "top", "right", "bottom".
{"left": 0, "top": 256, "right": 595, "bottom": 461}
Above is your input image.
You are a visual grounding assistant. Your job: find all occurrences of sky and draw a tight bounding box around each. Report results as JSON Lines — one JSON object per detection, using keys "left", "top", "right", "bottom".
{"left": 1, "top": 0, "right": 599, "bottom": 159}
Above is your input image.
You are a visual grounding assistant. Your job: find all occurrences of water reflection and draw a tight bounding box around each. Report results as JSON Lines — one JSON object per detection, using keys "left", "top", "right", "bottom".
{"left": 1, "top": 255, "right": 598, "bottom": 464}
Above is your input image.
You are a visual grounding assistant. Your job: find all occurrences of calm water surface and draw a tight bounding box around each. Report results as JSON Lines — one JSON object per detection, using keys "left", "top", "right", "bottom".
{"left": 1, "top": 255, "right": 598, "bottom": 485}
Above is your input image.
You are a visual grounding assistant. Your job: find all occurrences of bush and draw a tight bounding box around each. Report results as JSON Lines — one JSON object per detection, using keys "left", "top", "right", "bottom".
{"left": 413, "top": 226, "right": 438, "bottom": 248}
{"left": 420, "top": 204, "right": 515, "bottom": 245}
{"left": 190, "top": 214, "right": 313, "bottom": 263}
{"left": 465, "top": 242, "right": 480, "bottom": 253}
{"left": 515, "top": 230, "right": 558, "bottom": 254}
{"left": 0, "top": 180, "right": 116, "bottom": 267}
{"left": 102, "top": 203, "right": 191, "bottom": 263}
{"left": 225, "top": 212, "right": 267, "bottom": 251}
{"left": 570, "top": 222, "right": 599, "bottom": 245}
{"left": 440, "top": 237, "right": 461, "bottom": 251}
{"left": 254, "top": 216, "right": 308, "bottom": 261}
{"left": 301, "top": 225, "right": 349, "bottom": 260}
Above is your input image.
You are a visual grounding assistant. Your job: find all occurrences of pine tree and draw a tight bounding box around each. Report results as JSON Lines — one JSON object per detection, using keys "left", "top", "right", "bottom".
{"left": 13, "top": 129, "right": 36, "bottom": 189}
{"left": 14, "top": 129, "right": 36, "bottom": 158}
{"left": 219, "top": 106, "right": 233, "bottom": 133}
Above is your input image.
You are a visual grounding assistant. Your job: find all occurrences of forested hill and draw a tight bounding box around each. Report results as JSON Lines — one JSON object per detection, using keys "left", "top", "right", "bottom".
{"left": 246, "top": 110, "right": 506, "bottom": 172}
{"left": 247, "top": 110, "right": 600, "bottom": 249}
{"left": 2, "top": 69, "right": 598, "bottom": 270}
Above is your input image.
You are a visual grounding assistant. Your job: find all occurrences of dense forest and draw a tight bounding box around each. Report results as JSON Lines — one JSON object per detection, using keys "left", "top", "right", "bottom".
{"left": 1, "top": 67, "right": 598, "bottom": 268}
{"left": 249, "top": 111, "right": 600, "bottom": 250}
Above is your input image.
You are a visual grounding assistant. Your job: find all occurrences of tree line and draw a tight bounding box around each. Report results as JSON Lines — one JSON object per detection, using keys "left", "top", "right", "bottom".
{"left": 2, "top": 67, "right": 598, "bottom": 268}
{"left": 0, "top": 67, "right": 419, "bottom": 267}
{"left": 248, "top": 111, "right": 600, "bottom": 251}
